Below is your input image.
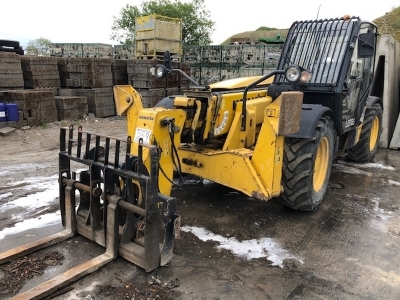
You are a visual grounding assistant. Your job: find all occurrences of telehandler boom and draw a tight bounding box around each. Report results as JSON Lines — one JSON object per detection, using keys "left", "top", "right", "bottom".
{"left": 0, "top": 16, "right": 383, "bottom": 299}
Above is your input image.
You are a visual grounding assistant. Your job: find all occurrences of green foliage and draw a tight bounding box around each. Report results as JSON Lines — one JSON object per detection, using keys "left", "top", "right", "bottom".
{"left": 25, "top": 37, "right": 52, "bottom": 56}
{"left": 373, "top": 6, "right": 400, "bottom": 42}
{"left": 111, "top": 0, "right": 214, "bottom": 45}
{"left": 220, "top": 29, "right": 288, "bottom": 45}
{"left": 255, "top": 26, "right": 279, "bottom": 31}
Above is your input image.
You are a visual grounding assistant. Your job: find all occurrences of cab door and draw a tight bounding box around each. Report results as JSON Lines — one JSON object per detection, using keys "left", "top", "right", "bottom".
{"left": 341, "top": 23, "right": 377, "bottom": 131}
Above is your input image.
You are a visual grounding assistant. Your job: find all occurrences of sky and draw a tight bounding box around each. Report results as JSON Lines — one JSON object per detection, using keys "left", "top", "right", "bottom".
{"left": 0, "top": 0, "right": 399, "bottom": 48}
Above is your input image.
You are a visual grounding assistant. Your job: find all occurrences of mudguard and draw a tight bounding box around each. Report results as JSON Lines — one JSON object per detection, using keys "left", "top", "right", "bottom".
{"left": 285, "top": 104, "right": 334, "bottom": 138}
{"left": 366, "top": 96, "right": 383, "bottom": 109}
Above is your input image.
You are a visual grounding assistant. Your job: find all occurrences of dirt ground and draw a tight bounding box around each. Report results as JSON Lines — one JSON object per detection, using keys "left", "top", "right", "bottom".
{"left": 1, "top": 116, "right": 400, "bottom": 300}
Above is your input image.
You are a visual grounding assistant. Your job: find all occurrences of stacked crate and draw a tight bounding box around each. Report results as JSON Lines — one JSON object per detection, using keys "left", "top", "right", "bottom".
{"left": 2, "top": 89, "right": 57, "bottom": 127}
{"left": 135, "top": 14, "right": 182, "bottom": 59}
{"left": 55, "top": 96, "right": 88, "bottom": 121}
{"left": 76, "top": 88, "right": 115, "bottom": 118}
{"left": 0, "top": 52, "right": 24, "bottom": 90}
{"left": 21, "top": 56, "right": 60, "bottom": 88}
{"left": 58, "top": 57, "right": 113, "bottom": 88}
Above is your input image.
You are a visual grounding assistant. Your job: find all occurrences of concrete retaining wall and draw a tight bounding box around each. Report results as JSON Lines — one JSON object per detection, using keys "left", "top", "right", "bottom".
{"left": 376, "top": 35, "right": 400, "bottom": 149}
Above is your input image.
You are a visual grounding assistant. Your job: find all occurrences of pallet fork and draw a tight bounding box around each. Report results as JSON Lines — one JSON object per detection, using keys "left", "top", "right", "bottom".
{"left": 0, "top": 126, "right": 180, "bottom": 299}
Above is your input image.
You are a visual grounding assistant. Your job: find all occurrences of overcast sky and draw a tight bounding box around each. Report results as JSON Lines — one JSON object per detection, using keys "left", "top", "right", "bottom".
{"left": 1, "top": 0, "right": 399, "bottom": 47}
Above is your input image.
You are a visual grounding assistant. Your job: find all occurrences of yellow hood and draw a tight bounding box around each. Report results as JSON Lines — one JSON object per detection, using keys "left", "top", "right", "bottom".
{"left": 209, "top": 76, "right": 273, "bottom": 90}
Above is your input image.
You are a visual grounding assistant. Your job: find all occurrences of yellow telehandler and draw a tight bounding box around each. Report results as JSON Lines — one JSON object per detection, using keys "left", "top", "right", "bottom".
{"left": 0, "top": 16, "right": 383, "bottom": 299}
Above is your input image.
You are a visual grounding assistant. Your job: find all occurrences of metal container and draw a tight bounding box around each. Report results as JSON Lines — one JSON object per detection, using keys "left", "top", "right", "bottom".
{"left": 0, "top": 102, "right": 6, "bottom": 122}
{"left": 135, "top": 14, "right": 182, "bottom": 58}
{"left": 6, "top": 103, "right": 19, "bottom": 121}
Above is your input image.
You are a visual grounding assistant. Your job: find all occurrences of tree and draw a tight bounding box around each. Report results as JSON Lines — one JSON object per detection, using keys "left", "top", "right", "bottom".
{"left": 111, "top": 0, "right": 214, "bottom": 45}
{"left": 25, "top": 38, "right": 52, "bottom": 56}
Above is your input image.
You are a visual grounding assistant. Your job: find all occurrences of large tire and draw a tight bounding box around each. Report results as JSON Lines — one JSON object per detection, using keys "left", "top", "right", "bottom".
{"left": 347, "top": 103, "right": 383, "bottom": 162}
{"left": 279, "top": 117, "right": 335, "bottom": 211}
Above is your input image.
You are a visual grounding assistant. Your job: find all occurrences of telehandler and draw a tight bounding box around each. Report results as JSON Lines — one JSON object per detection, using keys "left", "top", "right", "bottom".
{"left": 0, "top": 16, "right": 383, "bottom": 299}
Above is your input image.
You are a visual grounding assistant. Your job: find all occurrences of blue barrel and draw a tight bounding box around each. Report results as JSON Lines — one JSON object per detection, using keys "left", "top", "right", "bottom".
{"left": 6, "top": 103, "right": 19, "bottom": 121}
{"left": 0, "top": 103, "right": 6, "bottom": 122}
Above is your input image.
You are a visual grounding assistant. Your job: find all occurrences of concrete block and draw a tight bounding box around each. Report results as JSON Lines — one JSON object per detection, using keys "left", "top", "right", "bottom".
{"left": 0, "top": 126, "right": 15, "bottom": 136}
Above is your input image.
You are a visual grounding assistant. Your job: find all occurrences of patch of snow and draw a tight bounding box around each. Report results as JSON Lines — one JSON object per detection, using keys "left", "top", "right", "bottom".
{"left": 388, "top": 180, "right": 400, "bottom": 186}
{"left": 0, "top": 212, "right": 60, "bottom": 240}
{"left": 0, "top": 192, "right": 12, "bottom": 200}
{"left": 333, "top": 164, "right": 372, "bottom": 176}
{"left": 0, "top": 176, "right": 59, "bottom": 212}
{"left": 182, "top": 226, "right": 303, "bottom": 268}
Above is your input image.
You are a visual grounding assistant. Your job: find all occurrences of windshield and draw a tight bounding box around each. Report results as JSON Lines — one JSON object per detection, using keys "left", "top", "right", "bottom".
{"left": 277, "top": 17, "right": 358, "bottom": 85}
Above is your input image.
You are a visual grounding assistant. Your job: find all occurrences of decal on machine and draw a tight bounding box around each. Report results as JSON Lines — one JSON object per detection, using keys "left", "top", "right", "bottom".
{"left": 214, "top": 111, "right": 229, "bottom": 135}
{"left": 345, "top": 118, "right": 355, "bottom": 127}
{"left": 134, "top": 128, "right": 152, "bottom": 144}
{"left": 139, "top": 115, "right": 154, "bottom": 120}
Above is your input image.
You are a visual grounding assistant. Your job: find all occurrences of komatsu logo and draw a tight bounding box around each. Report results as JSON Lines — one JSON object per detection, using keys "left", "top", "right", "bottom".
{"left": 139, "top": 116, "right": 154, "bottom": 120}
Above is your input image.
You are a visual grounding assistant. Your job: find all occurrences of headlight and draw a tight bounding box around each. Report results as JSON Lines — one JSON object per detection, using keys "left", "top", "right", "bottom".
{"left": 300, "top": 70, "right": 312, "bottom": 83}
{"left": 151, "top": 64, "right": 168, "bottom": 78}
{"left": 285, "top": 65, "right": 301, "bottom": 82}
{"left": 285, "top": 65, "right": 312, "bottom": 83}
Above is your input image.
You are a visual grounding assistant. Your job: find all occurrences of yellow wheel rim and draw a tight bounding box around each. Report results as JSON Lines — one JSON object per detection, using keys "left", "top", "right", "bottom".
{"left": 369, "top": 115, "right": 380, "bottom": 152}
{"left": 313, "top": 136, "right": 329, "bottom": 192}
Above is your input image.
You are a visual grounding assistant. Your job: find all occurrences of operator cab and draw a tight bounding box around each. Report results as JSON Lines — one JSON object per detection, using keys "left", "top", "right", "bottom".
{"left": 268, "top": 16, "right": 378, "bottom": 135}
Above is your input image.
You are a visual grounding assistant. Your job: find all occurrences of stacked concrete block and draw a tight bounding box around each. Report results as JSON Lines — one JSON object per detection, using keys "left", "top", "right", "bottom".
{"left": 76, "top": 88, "right": 115, "bottom": 118}
{"left": 58, "top": 57, "right": 113, "bottom": 88}
{"left": 2, "top": 89, "right": 57, "bottom": 127}
{"left": 167, "top": 61, "right": 192, "bottom": 88}
{"left": 181, "top": 44, "right": 283, "bottom": 85}
{"left": 81, "top": 43, "right": 113, "bottom": 58}
{"left": 90, "top": 58, "right": 113, "bottom": 88}
{"left": 50, "top": 43, "right": 113, "bottom": 58}
{"left": 127, "top": 59, "right": 167, "bottom": 89}
{"left": 137, "top": 87, "right": 179, "bottom": 108}
{"left": 111, "top": 59, "right": 128, "bottom": 85}
{"left": 0, "top": 52, "right": 24, "bottom": 90}
{"left": 57, "top": 88, "right": 77, "bottom": 96}
{"left": 126, "top": 59, "right": 191, "bottom": 89}
{"left": 113, "top": 45, "right": 135, "bottom": 59}
{"left": 21, "top": 56, "right": 60, "bottom": 88}
{"left": 55, "top": 96, "right": 88, "bottom": 121}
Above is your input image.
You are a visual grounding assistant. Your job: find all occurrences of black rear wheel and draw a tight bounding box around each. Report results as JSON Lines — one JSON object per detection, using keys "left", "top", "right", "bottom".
{"left": 347, "top": 103, "right": 383, "bottom": 162}
{"left": 279, "top": 117, "right": 335, "bottom": 211}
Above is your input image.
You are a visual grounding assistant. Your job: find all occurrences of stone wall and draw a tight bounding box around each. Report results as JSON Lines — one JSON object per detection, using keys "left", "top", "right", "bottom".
{"left": 0, "top": 54, "right": 189, "bottom": 128}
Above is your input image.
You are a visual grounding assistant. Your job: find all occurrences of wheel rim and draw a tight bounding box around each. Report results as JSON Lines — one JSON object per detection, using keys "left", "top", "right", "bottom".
{"left": 369, "top": 115, "right": 380, "bottom": 152}
{"left": 313, "top": 136, "right": 329, "bottom": 192}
